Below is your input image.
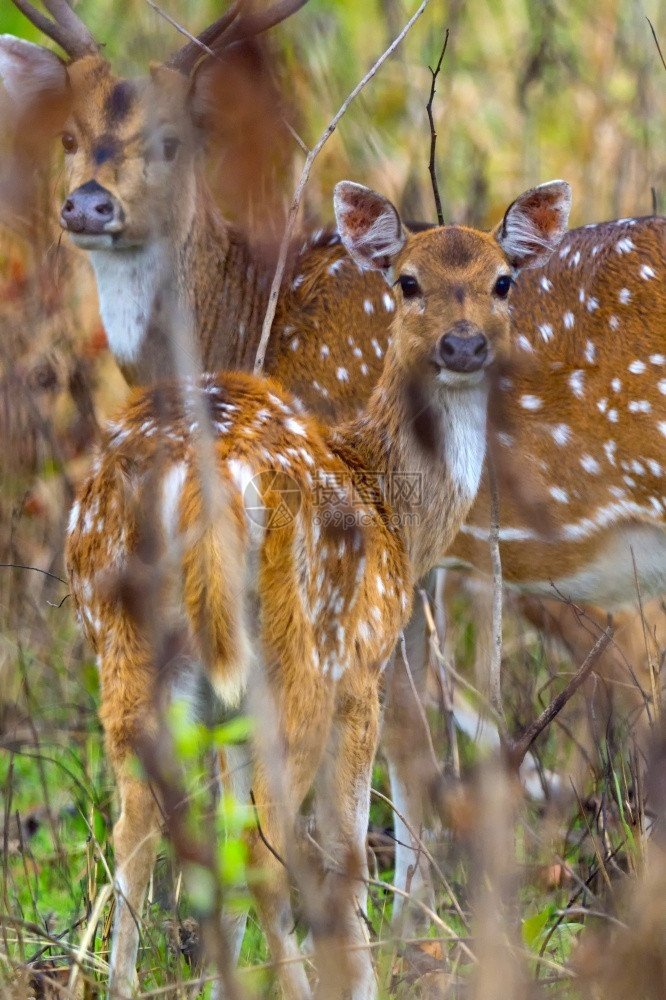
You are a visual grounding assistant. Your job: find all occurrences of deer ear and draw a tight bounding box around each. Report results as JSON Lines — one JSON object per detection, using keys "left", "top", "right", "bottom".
{"left": 494, "top": 180, "right": 571, "bottom": 271}
{"left": 0, "top": 36, "right": 67, "bottom": 108}
{"left": 334, "top": 181, "right": 407, "bottom": 285}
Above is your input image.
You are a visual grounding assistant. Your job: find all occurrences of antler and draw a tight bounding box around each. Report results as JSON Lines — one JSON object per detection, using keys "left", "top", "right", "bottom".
{"left": 167, "top": 0, "right": 309, "bottom": 75}
{"left": 11, "top": 0, "right": 98, "bottom": 60}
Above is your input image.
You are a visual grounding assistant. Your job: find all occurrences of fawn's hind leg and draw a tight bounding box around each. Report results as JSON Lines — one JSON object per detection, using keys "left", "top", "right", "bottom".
{"left": 244, "top": 659, "right": 338, "bottom": 1000}
{"left": 381, "top": 580, "right": 437, "bottom": 934}
{"left": 100, "top": 635, "right": 164, "bottom": 998}
{"left": 312, "top": 667, "right": 382, "bottom": 1000}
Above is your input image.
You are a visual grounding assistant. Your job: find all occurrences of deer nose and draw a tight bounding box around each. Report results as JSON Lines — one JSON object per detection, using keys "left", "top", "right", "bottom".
{"left": 60, "top": 180, "right": 122, "bottom": 235}
{"left": 438, "top": 332, "right": 488, "bottom": 373}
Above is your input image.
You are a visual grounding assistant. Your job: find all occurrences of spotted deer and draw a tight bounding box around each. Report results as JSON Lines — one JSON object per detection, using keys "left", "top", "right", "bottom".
{"left": 65, "top": 179, "right": 571, "bottom": 996}
{"left": 0, "top": 0, "right": 397, "bottom": 410}
{"left": 1, "top": 0, "right": 663, "bottom": 941}
{"left": 385, "top": 212, "right": 666, "bottom": 929}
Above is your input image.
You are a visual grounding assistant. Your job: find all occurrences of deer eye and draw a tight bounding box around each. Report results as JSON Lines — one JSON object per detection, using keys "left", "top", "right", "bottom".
{"left": 61, "top": 131, "right": 78, "bottom": 154}
{"left": 493, "top": 275, "right": 513, "bottom": 298}
{"left": 396, "top": 274, "right": 421, "bottom": 299}
{"left": 162, "top": 137, "right": 180, "bottom": 162}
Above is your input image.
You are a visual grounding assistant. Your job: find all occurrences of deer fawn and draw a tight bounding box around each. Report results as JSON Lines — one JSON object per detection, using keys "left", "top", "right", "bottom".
{"left": 385, "top": 211, "right": 666, "bottom": 928}
{"left": 65, "top": 178, "right": 570, "bottom": 996}
{"left": 2, "top": 0, "right": 663, "bottom": 941}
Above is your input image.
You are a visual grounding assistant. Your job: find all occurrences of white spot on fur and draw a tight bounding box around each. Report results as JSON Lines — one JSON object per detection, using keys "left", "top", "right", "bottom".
{"left": 616, "top": 237, "right": 636, "bottom": 254}
{"left": 628, "top": 400, "right": 651, "bottom": 413}
{"left": 563, "top": 311, "right": 575, "bottom": 329}
{"left": 640, "top": 264, "right": 656, "bottom": 280}
{"left": 628, "top": 360, "right": 646, "bottom": 374}
{"left": 336, "top": 367, "right": 349, "bottom": 382}
{"left": 550, "top": 486, "right": 569, "bottom": 503}
{"left": 540, "top": 276, "right": 552, "bottom": 292}
{"left": 551, "top": 424, "right": 571, "bottom": 446}
{"left": 580, "top": 454, "right": 600, "bottom": 474}
{"left": 162, "top": 462, "right": 188, "bottom": 535}
{"left": 611, "top": 378, "right": 622, "bottom": 392}
{"left": 569, "top": 370, "right": 585, "bottom": 397}
{"left": 538, "top": 323, "right": 553, "bottom": 342}
{"left": 618, "top": 288, "right": 632, "bottom": 304}
{"left": 285, "top": 418, "right": 306, "bottom": 437}
{"left": 520, "top": 394, "right": 542, "bottom": 410}
{"left": 609, "top": 315, "right": 619, "bottom": 331}
{"left": 584, "top": 340, "right": 596, "bottom": 364}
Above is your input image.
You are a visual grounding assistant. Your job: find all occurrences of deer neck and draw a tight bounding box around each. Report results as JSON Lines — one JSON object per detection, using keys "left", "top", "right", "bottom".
{"left": 87, "top": 178, "right": 269, "bottom": 385}
{"left": 337, "top": 349, "right": 490, "bottom": 580}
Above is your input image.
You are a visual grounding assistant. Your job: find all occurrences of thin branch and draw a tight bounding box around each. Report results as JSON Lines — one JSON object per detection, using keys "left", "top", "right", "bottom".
{"left": 399, "top": 631, "right": 444, "bottom": 781}
{"left": 0, "top": 563, "right": 67, "bottom": 586}
{"left": 145, "top": 0, "right": 220, "bottom": 60}
{"left": 254, "top": 0, "right": 432, "bottom": 375}
{"left": 249, "top": 789, "right": 287, "bottom": 868}
{"left": 370, "top": 787, "right": 469, "bottom": 929}
{"left": 507, "top": 626, "right": 614, "bottom": 770}
{"left": 487, "top": 456, "right": 505, "bottom": 727}
{"left": 425, "top": 30, "right": 449, "bottom": 225}
{"left": 647, "top": 17, "right": 666, "bottom": 71}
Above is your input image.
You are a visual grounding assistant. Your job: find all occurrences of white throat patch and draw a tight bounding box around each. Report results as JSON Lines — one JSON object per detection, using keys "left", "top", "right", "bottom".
{"left": 88, "top": 242, "right": 173, "bottom": 364}
{"left": 442, "top": 384, "right": 489, "bottom": 501}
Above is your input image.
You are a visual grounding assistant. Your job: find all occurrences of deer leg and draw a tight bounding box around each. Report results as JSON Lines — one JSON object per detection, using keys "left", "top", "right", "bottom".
{"left": 312, "top": 669, "right": 381, "bottom": 1000}
{"left": 99, "top": 644, "right": 163, "bottom": 999}
{"left": 210, "top": 742, "right": 254, "bottom": 998}
{"left": 245, "top": 667, "right": 337, "bottom": 1000}
{"left": 109, "top": 773, "right": 162, "bottom": 998}
{"left": 381, "top": 580, "right": 436, "bottom": 934}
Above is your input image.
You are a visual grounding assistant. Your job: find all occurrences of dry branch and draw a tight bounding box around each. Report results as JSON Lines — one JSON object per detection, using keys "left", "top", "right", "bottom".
{"left": 647, "top": 17, "right": 666, "bottom": 71}
{"left": 487, "top": 456, "right": 505, "bottom": 726}
{"left": 506, "top": 625, "right": 614, "bottom": 770}
{"left": 426, "top": 31, "right": 449, "bottom": 225}
{"left": 254, "top": 0, "right": 432, "bottom": 375}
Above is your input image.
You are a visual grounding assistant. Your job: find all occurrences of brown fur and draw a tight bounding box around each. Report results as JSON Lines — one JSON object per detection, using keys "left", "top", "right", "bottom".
{"left": 66, "top": 181, "right": 564, "bottom": 995}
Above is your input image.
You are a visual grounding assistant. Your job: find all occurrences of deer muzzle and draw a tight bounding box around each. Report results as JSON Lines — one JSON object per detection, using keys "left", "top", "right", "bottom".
{"left": 60, "top": 180, "right": 124, "bottom": 241}
{"left": 437, "top": 322, "right": 489, "bottom": 374}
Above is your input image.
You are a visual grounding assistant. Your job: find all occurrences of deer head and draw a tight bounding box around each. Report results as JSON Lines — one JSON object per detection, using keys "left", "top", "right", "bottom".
{"left": 0, "top": 1, "right": 308, "bottom": 249}
{"left": 334, "top": 179, "right": 572, "bottom": 395}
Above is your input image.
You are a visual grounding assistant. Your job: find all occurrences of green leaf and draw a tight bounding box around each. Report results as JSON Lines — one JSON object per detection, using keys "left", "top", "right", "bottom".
{"left": 522, "top": 904, "right": 554, "bottom": 949}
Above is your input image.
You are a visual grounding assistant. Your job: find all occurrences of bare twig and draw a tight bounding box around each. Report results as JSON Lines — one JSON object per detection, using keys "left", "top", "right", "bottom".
{"left": 399, "top": 631, "right": 443, "bottom": 780}
{"left": 425, "top": 31, "right": 449, "bottom": 225}
{"left": 647, "top": 17, "right": 666, "bottom": 71}
{"left": 145, "top": 0, "right": 228, "bottom": 60}
{"left": 631, "top": 546, "right": 661, "bottom": 721}
{"left": 254, "top": 0, "right": 432, "bottom": 375}
{"left": 487, "top": 456, "right": 505, "bottom": 726}
{"left": 0, "top": 563, "right": 67, "bottom": 585}
{"left": 507, "top": 626, "right": 614, "bottom": 770}
{"left": 370, "top": 787, "right": 469, "bottom": 929}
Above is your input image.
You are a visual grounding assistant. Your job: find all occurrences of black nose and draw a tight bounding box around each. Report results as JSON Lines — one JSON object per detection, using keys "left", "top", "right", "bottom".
{"left": 438, "top": 332, "right": 488, "bottom": 373}
{"left": 61, "top": 180, "right": 120, "bottom": 235}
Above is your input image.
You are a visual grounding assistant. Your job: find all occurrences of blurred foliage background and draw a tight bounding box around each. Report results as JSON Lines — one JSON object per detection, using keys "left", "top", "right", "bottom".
{"left": 0, "top": 0, "right": 664, "bottom": 995}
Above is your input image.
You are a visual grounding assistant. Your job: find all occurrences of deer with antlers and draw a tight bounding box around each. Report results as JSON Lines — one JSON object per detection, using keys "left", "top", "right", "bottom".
{"left": 2, "top": 0, "right": 665, "bottom": 945}
{"left": 65, "top": 179, "right": 571, "bottom": 996}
